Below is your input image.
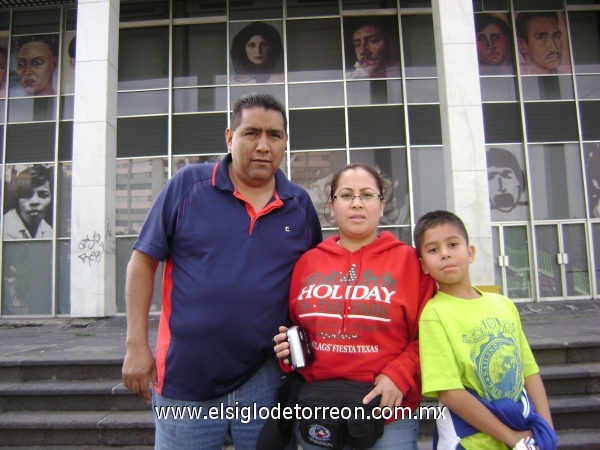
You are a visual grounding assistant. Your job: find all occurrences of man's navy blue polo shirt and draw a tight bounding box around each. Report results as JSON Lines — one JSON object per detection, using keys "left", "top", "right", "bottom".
{"left": 134, "top": 154, "right": 322, "bottom": 401}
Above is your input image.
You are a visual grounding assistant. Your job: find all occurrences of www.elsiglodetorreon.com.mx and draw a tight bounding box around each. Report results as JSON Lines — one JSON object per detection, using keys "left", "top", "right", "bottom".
{"left": 154, "top": 402, "right": 447, "bottom": 423}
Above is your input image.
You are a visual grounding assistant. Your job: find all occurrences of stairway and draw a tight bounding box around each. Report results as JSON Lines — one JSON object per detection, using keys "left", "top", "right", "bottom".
{"left": 0, "top": 337, "right": 599, "bottom": 448}
{"left": 0, "top": 359, "right": 153, "bottom": 448}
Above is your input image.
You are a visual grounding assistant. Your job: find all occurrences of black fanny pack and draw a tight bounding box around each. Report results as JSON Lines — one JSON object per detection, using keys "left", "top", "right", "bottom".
{"left": 297, "top": 379, "right": 384, "bottom": 450}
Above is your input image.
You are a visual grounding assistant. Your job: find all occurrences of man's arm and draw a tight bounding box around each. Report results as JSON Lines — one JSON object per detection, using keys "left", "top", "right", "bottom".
{"left": 122, "top": 250, "right": 160, "bottom": 403}
{"left": 439, "top": 389, "right": 533, "bottom": 448}
{"left": 524, "top": 373, "right": 553, "bottom": 428}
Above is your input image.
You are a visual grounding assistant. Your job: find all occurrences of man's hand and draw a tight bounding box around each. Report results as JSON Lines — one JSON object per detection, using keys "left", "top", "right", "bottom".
{"left": 122, "top": 343, "right": 158, "bottom": 404}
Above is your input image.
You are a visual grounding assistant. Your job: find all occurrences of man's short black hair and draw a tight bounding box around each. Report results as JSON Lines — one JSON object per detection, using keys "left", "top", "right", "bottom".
{"left": 413, "top": 210, "right": 469, "bottom": 258}
{"left": 230, "top": 92, "right": 287, "bottom": 132}
{"left": 515, "top": 12, "right": 559, "bottom": 43}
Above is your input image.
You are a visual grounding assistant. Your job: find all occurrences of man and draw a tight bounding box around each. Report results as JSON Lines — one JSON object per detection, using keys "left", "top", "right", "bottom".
{"left": 122, "top": 93, "right": 322, "bottom": 449}
{"left": 347, "top": 18, "right": 400, "bottom": 79}
{"left": 516, "top": 12, "right": 563, "bottom": 75}
{"left": 3, "top": 165, "right": 53, "bottom": 240}
{"left": 15, "top": 36, "right": 58, "bottom": 96}
{"left": 487, "top": 147, "right": 528, "bottom": 221}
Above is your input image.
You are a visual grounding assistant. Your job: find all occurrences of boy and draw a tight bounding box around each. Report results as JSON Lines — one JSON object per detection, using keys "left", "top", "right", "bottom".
{"left": 414, "top": 210, "right": 556, "bottom": 450}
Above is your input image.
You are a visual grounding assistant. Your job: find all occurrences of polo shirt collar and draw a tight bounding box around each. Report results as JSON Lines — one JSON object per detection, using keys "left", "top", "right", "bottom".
{"left": 213, "top": 153, "right": 295, "bottom": 200}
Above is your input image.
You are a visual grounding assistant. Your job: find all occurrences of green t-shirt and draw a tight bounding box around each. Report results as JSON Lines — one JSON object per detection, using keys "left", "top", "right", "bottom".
{"left": 419, "top": 289, "right": 539, "bottom": 450}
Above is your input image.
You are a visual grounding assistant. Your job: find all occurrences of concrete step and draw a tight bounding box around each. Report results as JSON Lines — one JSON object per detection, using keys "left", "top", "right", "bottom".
{"left": 417, "top": 429, "right": 600, "bottom": 450}
{"left": 0, "top": 410, "right": 154, "bottom": 447}
{"left": 532, "top": 341, "right": 600, "bottom": 366}
{"left": 556, "top": 429, "right": 600, "bottom": 450}
{"left": 548, "top": 394, "right": 600, "bottom": 431}
{"left": 540, "top": 362, "right": 600, "bottom": 396}
{"left": 0, "top": 380, "right": 150, "bottom": 412}
{"left": 0, "top": 360, "right": 123, "bottom": 382}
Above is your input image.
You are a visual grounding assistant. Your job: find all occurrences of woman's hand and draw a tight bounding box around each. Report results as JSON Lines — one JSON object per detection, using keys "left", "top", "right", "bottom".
{"left": 363, "top": 373, "right": 404, "bottom": 409}
{"left": 273, "top": 326, "right": 290, "bottom": 365}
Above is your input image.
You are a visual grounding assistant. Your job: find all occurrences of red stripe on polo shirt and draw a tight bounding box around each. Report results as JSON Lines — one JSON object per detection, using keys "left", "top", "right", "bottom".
{"left": 154, "top": 257, "right": 174, "bottom": 395}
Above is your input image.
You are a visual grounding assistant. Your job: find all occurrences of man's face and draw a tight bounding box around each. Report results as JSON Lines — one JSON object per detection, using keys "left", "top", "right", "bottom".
{"left": 488, "top": 166, "right": 521, "bottom": 212}
{"left": 17, "top": 181, "right": 51, "bottom": 228}
{"left": 518, "top": 17, "right": 562, "bottom": 73}
{"left": 353, "top": 25, "right": 389, "bottom": 76}
{"left": 16, "top": 41, "right": 57, "bottom": 96}
{"left": 225, "top": 107, "right": 288, "bottom": 188}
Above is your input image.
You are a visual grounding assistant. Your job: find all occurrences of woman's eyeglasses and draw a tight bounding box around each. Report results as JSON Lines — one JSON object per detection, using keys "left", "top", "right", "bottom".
{"left": 332, "top": 192, "right": 384, "bottom": 202}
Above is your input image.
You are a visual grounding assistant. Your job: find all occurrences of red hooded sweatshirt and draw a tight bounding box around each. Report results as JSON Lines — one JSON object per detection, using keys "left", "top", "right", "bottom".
{"left": 285, "top": 231, "right": 436, "bottom": 412}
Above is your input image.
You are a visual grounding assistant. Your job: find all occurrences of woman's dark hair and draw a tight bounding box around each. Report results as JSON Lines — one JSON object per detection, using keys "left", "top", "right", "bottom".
{"left": 16, "top": 35, "right": 58, "bottom": 58}
{"left": 328, "top": 163, "right": 386, "bottom": 200}
{"left": 231, "top": 22, "right": 283, "bottom": 78}
{"left": 475, "top": 14, "right": 511, "bottom": 36}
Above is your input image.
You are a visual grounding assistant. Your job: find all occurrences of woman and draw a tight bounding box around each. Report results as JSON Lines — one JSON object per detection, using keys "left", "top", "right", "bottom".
{"left": 230, "top": 21, "right": 284, "bottom": 83}
{"left": 273, "top": 163, "right": 436, "bottom": 449}
{"left": 475, "top": 14, "right": 514, "bottom": 75}
{"left": 14, "top": 35, "right": 58, "bottom": 96}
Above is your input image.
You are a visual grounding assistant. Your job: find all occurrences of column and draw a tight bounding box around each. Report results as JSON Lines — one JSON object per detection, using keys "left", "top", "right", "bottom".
{"left": 70, "top": 0, "right": 119, "bottom": 317}
{"left": 432, "top": 0, "right": 495, "bottom": 288}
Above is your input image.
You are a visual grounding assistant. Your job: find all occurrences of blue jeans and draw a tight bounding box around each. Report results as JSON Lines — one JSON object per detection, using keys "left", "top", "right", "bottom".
{"left": 295, "top": 416, "right": 419, "bottom": 450}
{"left": 153, "top": 357, "right": 281, "bottom": 450}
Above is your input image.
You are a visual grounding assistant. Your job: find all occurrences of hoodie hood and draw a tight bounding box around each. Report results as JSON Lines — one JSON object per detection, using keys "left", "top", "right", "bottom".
{"left": 316, "top": 230, "right": 404, "bottom": 256}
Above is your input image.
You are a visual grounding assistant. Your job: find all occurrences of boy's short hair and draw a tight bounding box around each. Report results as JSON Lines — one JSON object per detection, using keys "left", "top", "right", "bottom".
{"left": 413, "top": 210, "right": 469, "bottom": 258}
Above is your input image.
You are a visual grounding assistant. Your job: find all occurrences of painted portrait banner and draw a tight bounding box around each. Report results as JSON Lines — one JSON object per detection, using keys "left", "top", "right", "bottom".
{"left": 230, "top": 21, "right": 284, "bottom": 84}
{"left": 487, "top": 145, "right": 529, "bottom": 222}
{"left": 475, "top": 13, "right": 515, "bottom": 75}
{"left": 3, "top": 164, "right": 54, "bottom": 240}
{"left": 344, "top": 16, "right": 400, "bottom": 79}
{"left": 515, "top": 11, "right": 571, "bottom": 75}
{"left": 10, "top": 34, "right": 59, "bottom": 97}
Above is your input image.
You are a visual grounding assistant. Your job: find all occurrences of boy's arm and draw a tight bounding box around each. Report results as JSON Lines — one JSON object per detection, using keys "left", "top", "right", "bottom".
{"left": 524, "top": 373, "right": 553, "bottom": 428}
{"left": 439, "top": 389, "right": 534, "bottom": 448}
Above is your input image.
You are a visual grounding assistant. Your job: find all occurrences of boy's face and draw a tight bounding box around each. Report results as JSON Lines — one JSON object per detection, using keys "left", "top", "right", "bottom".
{"left": 419, "top": 223, "right": 475, "bottom": 290}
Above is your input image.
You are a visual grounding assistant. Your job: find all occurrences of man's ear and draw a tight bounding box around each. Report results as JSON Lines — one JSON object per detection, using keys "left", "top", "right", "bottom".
{"left": 225, "top": 128, "right": 233, "bottom": 152}
{"left": 517, "top": 38, "right": 527, "bottom": 57}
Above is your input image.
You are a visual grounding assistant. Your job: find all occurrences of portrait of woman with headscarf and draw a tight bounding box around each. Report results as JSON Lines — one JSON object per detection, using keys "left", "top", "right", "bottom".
{"left": 230, "top": 21, "right": 284, "bottom": 84}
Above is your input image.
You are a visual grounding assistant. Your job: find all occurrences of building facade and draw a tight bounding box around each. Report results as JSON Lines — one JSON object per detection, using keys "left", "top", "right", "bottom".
{"left": 0, "top": 0, "right": 598, "bottom": 317}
